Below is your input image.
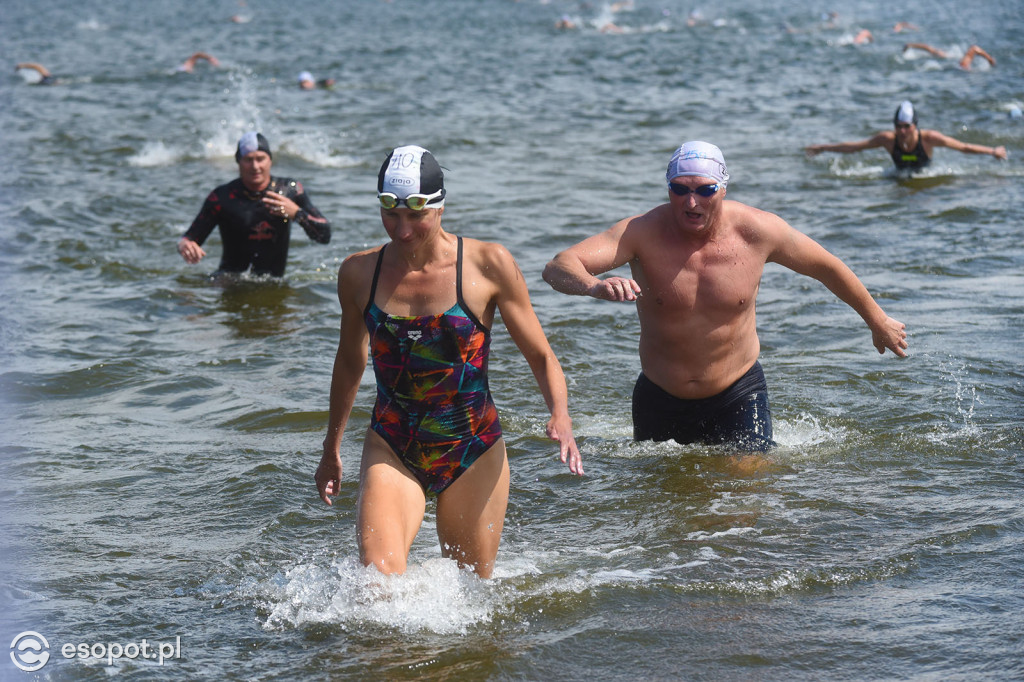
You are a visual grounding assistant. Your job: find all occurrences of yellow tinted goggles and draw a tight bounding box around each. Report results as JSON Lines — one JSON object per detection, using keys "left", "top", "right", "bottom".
{"left": 377, "top": 189, "right": 445, "bottom": 211}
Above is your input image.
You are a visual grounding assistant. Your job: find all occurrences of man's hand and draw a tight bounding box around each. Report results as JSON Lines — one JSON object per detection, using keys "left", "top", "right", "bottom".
{"left": 177, "top": 237, "right": 205, "bottom": 264}
{"left": 589, "top": 276, "right": 641, "bottom": 302}
{"left": 262, "top": 191, "right": 299, "bottom": 220}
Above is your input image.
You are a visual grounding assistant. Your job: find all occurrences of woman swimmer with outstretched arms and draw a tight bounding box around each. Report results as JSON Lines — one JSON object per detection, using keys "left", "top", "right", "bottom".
{"left": 315, "top": 145, "right": 582, "bottom": 579}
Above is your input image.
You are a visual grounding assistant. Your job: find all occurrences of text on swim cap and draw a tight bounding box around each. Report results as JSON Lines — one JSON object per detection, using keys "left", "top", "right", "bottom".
{"left": 390, "top": 152, "right": 419, "bottom": 171}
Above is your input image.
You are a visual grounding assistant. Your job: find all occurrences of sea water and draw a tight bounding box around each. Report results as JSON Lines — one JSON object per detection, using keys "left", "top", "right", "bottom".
{"left": 1, "top": 0, "right": 1022, "bottom": 679}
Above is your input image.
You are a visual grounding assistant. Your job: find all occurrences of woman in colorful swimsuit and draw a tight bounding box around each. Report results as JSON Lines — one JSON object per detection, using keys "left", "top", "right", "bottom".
{"left": 315, "top": 145, "right": 582, "bottom": 578}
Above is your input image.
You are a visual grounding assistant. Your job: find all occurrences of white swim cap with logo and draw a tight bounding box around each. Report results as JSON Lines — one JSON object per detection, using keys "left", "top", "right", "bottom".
{"left": 666, "top": 141, "right": 729, "bottom": 188}
{"left": 377, "top": 145, "right": 445, "bottom": 208}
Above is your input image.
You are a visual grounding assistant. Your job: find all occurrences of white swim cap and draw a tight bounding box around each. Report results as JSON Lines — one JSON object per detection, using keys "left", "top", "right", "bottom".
{"left": 894, "top": 100, "right": 917, "bottom": 125}
{"left": 297, "top": 71, "right": 314, "bottom": 83}
{"left": 666, "top": 141, "right": 729, "bottom": 187}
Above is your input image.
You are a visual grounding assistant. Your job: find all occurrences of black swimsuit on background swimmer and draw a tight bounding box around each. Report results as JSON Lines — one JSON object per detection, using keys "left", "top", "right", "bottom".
{"left": 182, "top": 176, "right": 331, "bottom": 277}
{"left": 364, "top": 236, "right": 503, "bottom": 494}
{"left": 632, "top": 361, "right": 775, "bottom": 451}
{"left": 890, "top": 135, "right": 931, "bottom": 171}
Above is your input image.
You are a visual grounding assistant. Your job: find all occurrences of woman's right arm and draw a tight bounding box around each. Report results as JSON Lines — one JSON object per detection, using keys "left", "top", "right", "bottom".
{"left": 316, "top": 254, "right": 372, "bottom": 505}
{"left": 805, "top": 132, "right": 890, "bottom": 156}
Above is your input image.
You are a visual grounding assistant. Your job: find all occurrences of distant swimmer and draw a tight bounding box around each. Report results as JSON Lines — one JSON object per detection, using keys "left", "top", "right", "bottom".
{"left": 14, "top": 62, "right": 57, "bottom": 85}
{"left": 177, "top": 132, "right": 331, "bottom": 278}
{"left": 315, "top": 145, "right": 581, "bottom": 579}
{"left": 805, "top": 100, "right": 1008, "bottom": 171}
{"left": 555, "top": 15, "right": 577, "bottom": 30}
{"left": 902, "top": 43, "right": 996, "bottom": 70}
{"left": 853, "top": 29, "right": 873, "bottom": 44}
{"left": 178, "top": 52, "right": 220, "bottom": 73}
{"left": 297, "top": 71, "right": 335, "bottom": 90}
{"left": 543, "top": 141, "right": 908, "bottom": 451}
{"left": 892, "top": 22, "right": 919, "bottom": 33}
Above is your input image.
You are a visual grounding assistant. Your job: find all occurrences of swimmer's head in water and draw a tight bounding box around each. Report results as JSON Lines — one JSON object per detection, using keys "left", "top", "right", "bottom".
{"left": 377, "top": 145, "right": 446, "bottom": 208}
{"left": 666, "top": 141, "right": 729, "bottom": 188}
{"left": 236, "top": 132, "right": 272, "bottom": 162}
{"left": 894, "top": 101, "right": 918, "bottom": 127}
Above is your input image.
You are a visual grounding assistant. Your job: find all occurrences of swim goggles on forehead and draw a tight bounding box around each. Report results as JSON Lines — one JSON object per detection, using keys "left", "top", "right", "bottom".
{"left": 377, "top": 188, "right": 445, "bottom": 211}
{"left": 668, "top": 183, "right": 721, "bottom": 198}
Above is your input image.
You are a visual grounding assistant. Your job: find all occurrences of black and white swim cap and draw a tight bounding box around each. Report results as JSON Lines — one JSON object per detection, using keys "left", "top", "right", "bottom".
{"left": 377, "top": 145, "right": 445, "bottom": 206}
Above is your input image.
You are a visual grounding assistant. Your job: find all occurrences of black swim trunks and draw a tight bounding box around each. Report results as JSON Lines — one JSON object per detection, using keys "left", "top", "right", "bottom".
{"left": 632, "top": 362, "right": 775, "bottom": 451}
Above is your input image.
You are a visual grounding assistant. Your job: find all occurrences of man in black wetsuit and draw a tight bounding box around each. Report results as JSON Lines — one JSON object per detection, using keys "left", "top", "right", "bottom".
{"left": 805, "top": 101, "right": 1008, "bottom": 171}
{"left": 177, "top": 132, "right": 331, "bottom": 277}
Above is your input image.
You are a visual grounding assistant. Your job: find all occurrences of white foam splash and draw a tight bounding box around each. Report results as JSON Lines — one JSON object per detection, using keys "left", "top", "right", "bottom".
{"left": 259, "top": 556, "right": 499, "bottom": 635}
{"left": 773, "top": 413, "right": 847, "bottom": 448}
{"left": 15, "top": 69, "right": 43, "bottom": 85}
{"left": 76, "top": 18, "right": 107, "bottom": 31}
{"left": 127, "top": 141, "right": 182, "bottom": 167}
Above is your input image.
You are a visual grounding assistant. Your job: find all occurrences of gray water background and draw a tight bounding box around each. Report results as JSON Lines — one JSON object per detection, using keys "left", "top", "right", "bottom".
{"left": 1, "top": 0, "right": 1022, "bottom": 679}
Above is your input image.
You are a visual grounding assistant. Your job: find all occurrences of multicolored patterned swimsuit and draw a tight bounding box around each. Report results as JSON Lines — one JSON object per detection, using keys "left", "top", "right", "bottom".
{"left": 364, "top": 237, "right": 503, "bottom": 494}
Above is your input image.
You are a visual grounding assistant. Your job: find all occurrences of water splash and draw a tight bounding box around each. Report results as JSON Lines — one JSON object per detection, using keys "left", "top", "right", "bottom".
{"left": 128, "top": 141, "right": 181, "bottom": 167}
{"left": 932, "top": 357, "right": 981, "bottom": 439}
{"left": 774, "top": 413, "right": 848, "bottom": 448}
{"left": 258, "top": 556, "right": 499, "bottom": 635}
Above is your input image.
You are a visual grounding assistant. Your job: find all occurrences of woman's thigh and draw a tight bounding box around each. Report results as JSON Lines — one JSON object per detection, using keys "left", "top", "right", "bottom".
{"left": 434, "top": 440, "right": 510, "bottom": 578}
{"left": 356, "top": 429, "right": 427, "bottom": 574}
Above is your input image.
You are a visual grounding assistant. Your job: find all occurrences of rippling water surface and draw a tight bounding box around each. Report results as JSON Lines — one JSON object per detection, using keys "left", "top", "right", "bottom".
{"left": 1, "top": 0, "right": 1022, "bottom": 679}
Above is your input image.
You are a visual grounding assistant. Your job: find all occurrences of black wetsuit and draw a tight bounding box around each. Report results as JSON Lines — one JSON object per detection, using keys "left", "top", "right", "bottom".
{"left": 183, "top": 176, "right": 331, "bottom": 277}
{"left": 890, "top": 135, "right": 930, "bottom": 171}
{"left": 632, "top": 362, "right": 775, "bottom": 451}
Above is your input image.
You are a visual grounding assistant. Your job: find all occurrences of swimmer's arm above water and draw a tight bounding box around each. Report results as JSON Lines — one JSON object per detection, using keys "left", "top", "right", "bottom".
{"left": 177, "top": 237, "right": 206, "bottom": 264}
{"left": 804, "top": 132, "right": 891, "bottom": 156}
{"left": 543, "top": 216, "right": 642, "bottom": 302}
{"left": 316, "top": 254, "right": 372, "bottom": 505}
{"left": 485, "top": 243, "right": 583, "bottom": 475}
{"left": 767, "top": 218, "right": 908, "bottom": 358}
{"left": 266, "top": 182, "right": 332, "bottom": 243}
{"left": 15, "top": 62, "right": 51, "bottom": 77}
{"left": 178, "top": 191, "right": 220, "bottom": 264}
{"left": 921, "top": 130, "right": 1007, "bottom": 160}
